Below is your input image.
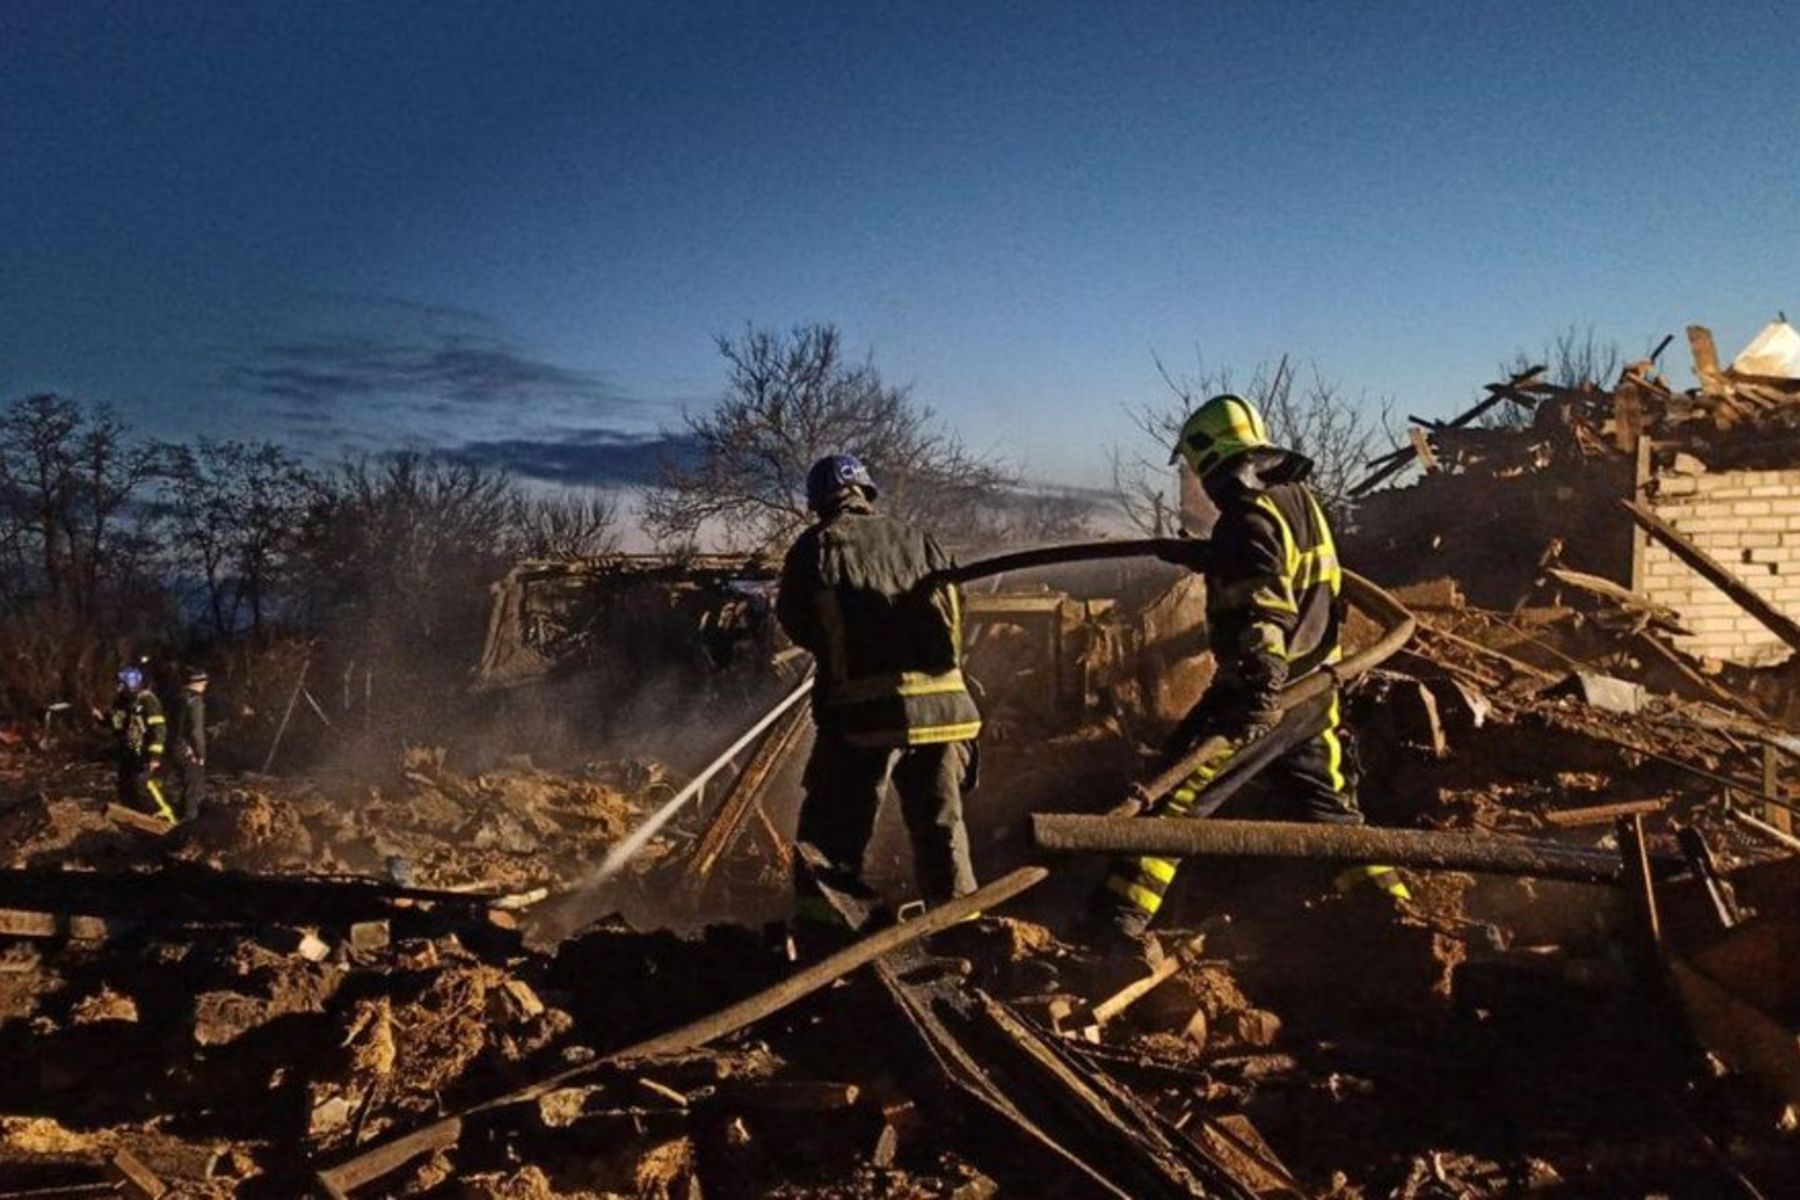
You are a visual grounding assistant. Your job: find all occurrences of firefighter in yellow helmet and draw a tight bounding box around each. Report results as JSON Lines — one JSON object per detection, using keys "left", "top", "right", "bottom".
{"left": 1100, "top": 394, "right": 1407, "bottom": 939}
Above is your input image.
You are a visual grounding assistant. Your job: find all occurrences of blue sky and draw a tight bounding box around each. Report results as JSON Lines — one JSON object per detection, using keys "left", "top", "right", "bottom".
{"left": 1, "top": 1, "right": 1795, "bottom": 490}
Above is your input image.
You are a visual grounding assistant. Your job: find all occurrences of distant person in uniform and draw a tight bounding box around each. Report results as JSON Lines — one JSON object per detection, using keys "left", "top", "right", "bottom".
{"left": 100, "top": 662, "right": 173, "bottom": 823}
{"left": 173, "top": 667, "right": 208, "bottom": 821}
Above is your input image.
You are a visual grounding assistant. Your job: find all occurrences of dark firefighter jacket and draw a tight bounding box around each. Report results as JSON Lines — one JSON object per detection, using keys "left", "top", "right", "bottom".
{"left": 174, "top": 691, "right": 206, "bottom": 764}
{"left": 110, "top": 687, "right": 167, "bottom": 760}
{"left": 1200, "top": 450, "right": 1343, "bottom": 723}
{"left": 777, "top": 500, "right": 982, "bottom": 748}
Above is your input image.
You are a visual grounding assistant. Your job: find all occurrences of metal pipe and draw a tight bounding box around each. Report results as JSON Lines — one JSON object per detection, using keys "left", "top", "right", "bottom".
{"left": 1032, "top": 815, "right": 1684, "bottom": 885}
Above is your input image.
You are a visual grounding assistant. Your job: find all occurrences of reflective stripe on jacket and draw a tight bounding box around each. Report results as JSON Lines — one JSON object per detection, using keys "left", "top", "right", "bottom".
{"left": 777, "top": 504, "right": 982, "bottom": 748}
{"left": 1205, "top": 480, "right": 1343, "bottom": 697}
{"left": 110, "top": 688, "right": 166, "bottom": 757}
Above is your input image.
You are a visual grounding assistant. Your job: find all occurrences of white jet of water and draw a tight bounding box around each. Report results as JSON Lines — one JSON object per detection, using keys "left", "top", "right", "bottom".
{"left": 588, "top": 673, "right": 815, "bottom": 887}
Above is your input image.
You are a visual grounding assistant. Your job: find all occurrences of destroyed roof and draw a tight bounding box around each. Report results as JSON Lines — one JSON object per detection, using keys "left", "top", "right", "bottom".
{"left": 1731, "top": 318, "right": 1800, "bottom": 380}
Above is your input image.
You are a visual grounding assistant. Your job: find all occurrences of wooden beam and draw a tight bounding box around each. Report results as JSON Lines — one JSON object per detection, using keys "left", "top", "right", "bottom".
{"left": 683, "top": 703, "right": 810, "bottom": 889}
{"left": 109, "top": 1150, "right": 167, "bottom": 1199}
{"left": 0, "top": 908, "right": 114, "bottom": 940}
{"left": 1620, "top": 499, "right": 1800, "bottom": 657}
{"left": 1762, "top": 744, "right": 1794, "bottom": 835}
{"left": 1349, "top": 366, "right": 1548, "bottom": 497}
{"left": 1543, "top": 798, "right": 1668, "bottom": 828}
{"left": 1632, "top": 631, "right": 1770, "bottom": 723}
{"left": 105, "top": 803, "right": 173, "bottom": 836}
{"left": 1688, "top": 325, "right": 1727, "bottom": 395}
{"left": 1407, "top": 427, "right": 1439, "bottom": 472}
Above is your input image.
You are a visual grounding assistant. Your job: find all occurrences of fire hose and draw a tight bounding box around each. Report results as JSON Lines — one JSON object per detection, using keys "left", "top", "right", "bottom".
{"left": 590, "top": 538, "right": 1414, "bottom": 888}
{"left": 938, "top": 539, "right": 1419, "bottom": 820}
{"left": 968, "top": 541, "right": 1688, "bottom": 882}
{"left": 602, "top": 538, "right": 1615, "bottom": 893}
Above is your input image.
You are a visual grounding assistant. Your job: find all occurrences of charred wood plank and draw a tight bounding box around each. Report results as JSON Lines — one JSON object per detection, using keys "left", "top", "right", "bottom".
{"left": 867, "top": 961, "right": 1135, "bottom": 1199}
{"left": 684, "top": 702, "right": 810, "bottom": 889}
{"left": 1350, "top": 366, "right": 1544, "bottom": 496}
{"left": 968, "top": 991, "right": 1256, "bottom": 1199}
{"left": 108, "top": 1150, "right": 166, "bottom": 1199}
{"left": 1033, "top": 815, "right": 1684, "bottom": 885}
{"left": 103, "top": 803, "right": 172, "bottom": 836}
{"left": 1542, "top": 798, "right": 1668, "bottom": 828}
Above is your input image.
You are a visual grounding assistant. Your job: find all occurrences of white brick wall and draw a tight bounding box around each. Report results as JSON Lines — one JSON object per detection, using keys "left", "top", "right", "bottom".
{"left": 1644, "top": 466, "right": 1800, "bottom": 665}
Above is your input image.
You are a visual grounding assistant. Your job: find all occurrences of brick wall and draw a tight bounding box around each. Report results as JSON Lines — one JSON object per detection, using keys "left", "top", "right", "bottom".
{"left": 1642, "top": 467, "right": 1800, "bottom": 665}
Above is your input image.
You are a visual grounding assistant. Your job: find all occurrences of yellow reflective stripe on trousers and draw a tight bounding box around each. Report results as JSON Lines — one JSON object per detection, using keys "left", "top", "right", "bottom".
{"left": 1106, "top": 874, "right": 1164, "bottom": 915}
{"left": 1335, "top": 863, "right": 1411, "bottom": 900}
{"left": 145, "top": 778, "right": 176, "bottom": 823}
{"left": 1321, "top": 692, "right": 1346, "bottom": 793}
{"left": 1138, "top": 856, "right": 1178, "bottom": 884}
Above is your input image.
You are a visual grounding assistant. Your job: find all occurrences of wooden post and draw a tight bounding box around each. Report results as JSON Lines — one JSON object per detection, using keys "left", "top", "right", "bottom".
{"left": 1630, "top": 436, "right": 1653, "bottom": 595}
{"left": 1763, "top": 744, "right": 1793, "bottom": 836}
{"left": 261, "top": 656, "right": 311, "bottom": 774}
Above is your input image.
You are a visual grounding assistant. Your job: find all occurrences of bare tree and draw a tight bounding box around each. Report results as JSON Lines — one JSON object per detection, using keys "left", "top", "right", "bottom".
{"left": 1484, "top": 324, "right": 1626, "bottom": 429}
{"left": 297, "top": 452, "right": 520, "bottom": 644}
{"left": 644, "top": 324, "right": 1015, "bottom": 554}
{"left": 0, "top": 394, "right": 160, "bottom": 619}
{"left": 162, "top": 439, "right": 312, "bottom": 638}
{"left": 510, "top": 489, "right": 622, "bottom": 559}
{"left": 1505, "top": 324, "right": 1623, "bottom": 389}
{"left": 1112, "top": 353, "right": 1395, "bottom": 532}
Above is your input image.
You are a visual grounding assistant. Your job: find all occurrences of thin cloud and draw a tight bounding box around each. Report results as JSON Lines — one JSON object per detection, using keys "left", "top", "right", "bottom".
{"left": 447, "top": 429, "right": 701, "bottom": 486}
{"left": 227, "top": 332, "right": 625, "bottom": 411}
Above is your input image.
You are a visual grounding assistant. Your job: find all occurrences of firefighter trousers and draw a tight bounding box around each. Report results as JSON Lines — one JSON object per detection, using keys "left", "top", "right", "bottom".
{"left": 793, "top": 734, "right": 977, "bottom": 920}
{"left": 1105, "top": 690, "right": 1361, "bottom": 926}
{"left": 117, "top": 756, "right": 176, "bottom": 823}
{"left": 181, "top": 759, "right": 207, "bottom": 822}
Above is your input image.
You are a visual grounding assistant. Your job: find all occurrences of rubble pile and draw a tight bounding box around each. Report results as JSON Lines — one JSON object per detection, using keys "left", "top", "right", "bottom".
{"left": 6, "top": 325, "right": 1800, "bottom": 1194}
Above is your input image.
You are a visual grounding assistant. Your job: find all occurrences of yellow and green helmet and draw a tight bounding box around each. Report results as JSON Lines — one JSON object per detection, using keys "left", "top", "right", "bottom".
{"left": 1169, "top": 393, "right": 1270, "bottom": 479}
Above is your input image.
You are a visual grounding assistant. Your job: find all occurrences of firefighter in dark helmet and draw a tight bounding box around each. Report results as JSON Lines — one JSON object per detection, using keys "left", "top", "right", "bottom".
{"left": 776, "top": 454, "right": 982, "bottom": 931}
{"left": 104, "top": 662, "right": 174, "bottom": 823}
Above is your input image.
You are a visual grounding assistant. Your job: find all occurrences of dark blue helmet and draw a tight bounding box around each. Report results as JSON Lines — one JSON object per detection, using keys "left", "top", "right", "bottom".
{"left": 805, "top": 454, "right": 877, "bottom": 513}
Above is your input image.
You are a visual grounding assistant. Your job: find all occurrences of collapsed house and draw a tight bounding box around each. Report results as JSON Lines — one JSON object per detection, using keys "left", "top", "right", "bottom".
{"left": 1352, "top": 320, "right": 1800, "bottom": 667}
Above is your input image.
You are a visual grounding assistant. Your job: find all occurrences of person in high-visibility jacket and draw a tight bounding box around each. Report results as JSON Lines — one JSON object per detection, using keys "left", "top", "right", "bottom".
{"left": 105, "top": 663, "right": 175, "bottom": 823}
{"left": 777, "top": 454, "right": 982, "bottom": 927}
{"left": 1102, "top": 394, "right": 1408, "bottom": 939}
